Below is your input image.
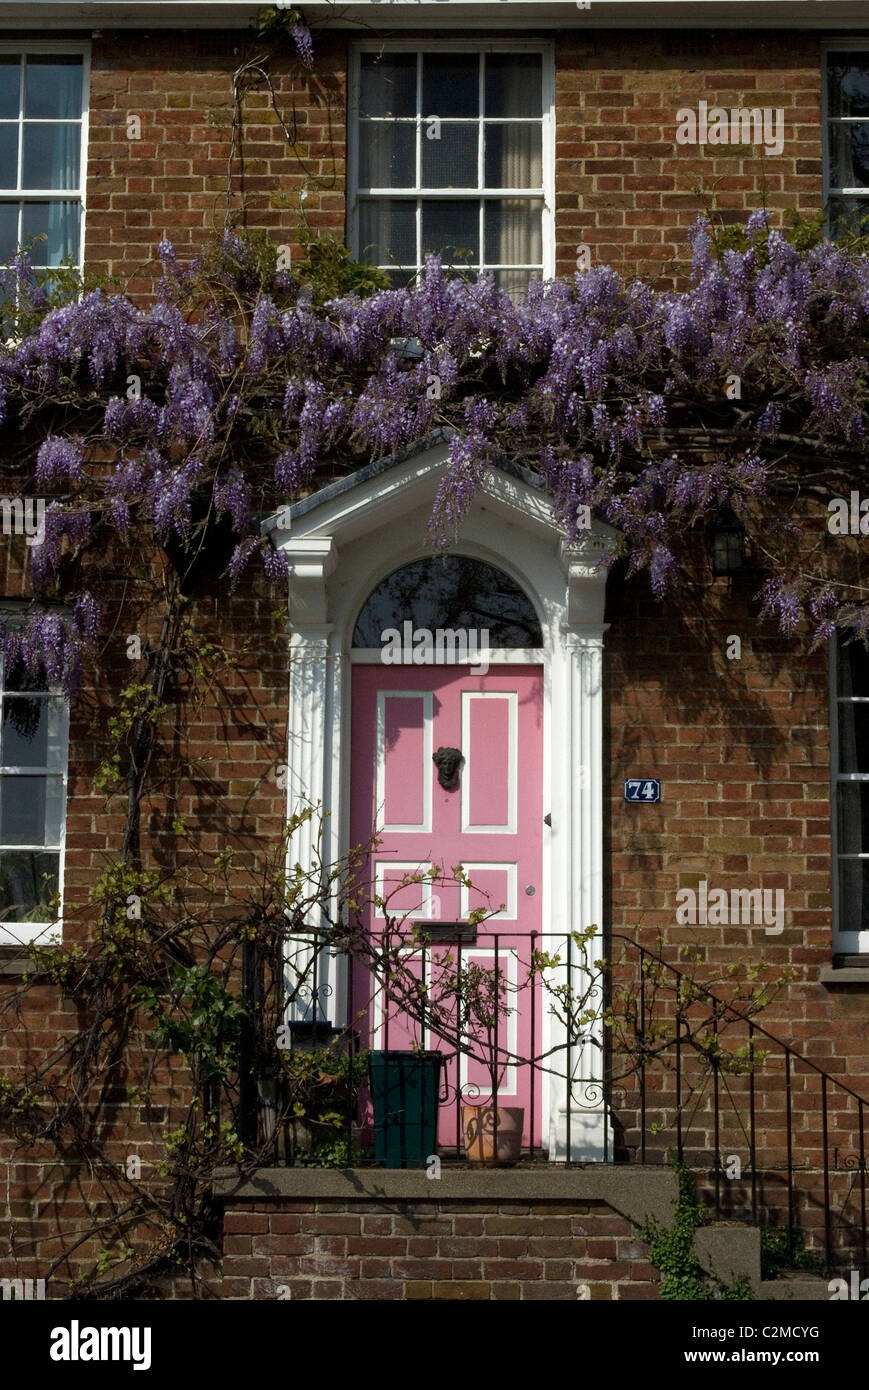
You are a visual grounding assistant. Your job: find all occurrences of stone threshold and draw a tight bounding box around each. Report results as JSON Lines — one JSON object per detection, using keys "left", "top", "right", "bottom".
{"left": 212, "top": 1164, "right": 678, "bottom": 1226}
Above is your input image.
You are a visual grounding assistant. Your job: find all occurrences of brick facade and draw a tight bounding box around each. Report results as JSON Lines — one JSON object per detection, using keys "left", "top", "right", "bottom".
{"left": 82, "top": 28, "right": 824, "bottom": 290}
{"left": 0, "top": 16, "right": 862, "bottom": 1301}
{"left": 218, "top": 1198, "right": 658, "bottom": 1301}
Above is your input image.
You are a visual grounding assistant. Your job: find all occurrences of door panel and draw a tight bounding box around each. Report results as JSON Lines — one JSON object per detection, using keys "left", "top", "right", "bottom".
{"left": 350, "top": 664, "right": 544, "bottom": 1151}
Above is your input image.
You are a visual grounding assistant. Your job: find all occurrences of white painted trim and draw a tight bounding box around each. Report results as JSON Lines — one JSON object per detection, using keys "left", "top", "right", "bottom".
{"left": 351, "top": 647, "right": 542, "bottom": 664}
{"left": 5, "top": 2, "right": 869, "bottom": 29}
{"left": 0, "top": 42, "right": 90, "bottom": 275}
{"left": 267, "top": 440, "right": 617, "bottom": 1158}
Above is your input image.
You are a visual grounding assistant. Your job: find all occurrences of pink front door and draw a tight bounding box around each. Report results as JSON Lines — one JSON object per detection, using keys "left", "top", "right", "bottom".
{"left": 349, "top": 664, "right": 544, "bottom": 1150}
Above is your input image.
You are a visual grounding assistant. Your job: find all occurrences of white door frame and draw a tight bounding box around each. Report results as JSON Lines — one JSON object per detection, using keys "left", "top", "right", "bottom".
{"left": 263, "top": 437, "right": 617, "bottom": 1160}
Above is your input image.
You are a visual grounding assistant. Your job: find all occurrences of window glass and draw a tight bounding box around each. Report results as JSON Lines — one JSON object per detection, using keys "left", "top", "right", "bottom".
{"left": 353, "top": 556, "right": 543, "bottom": 647}
{"left": 485, "top": 53, "right": 542, "bottom": 118}
{"left": 0, "top": 647, "right": 67, "bottom": 933}
{"left": 835, "top": 639, "right": 869, "bottom": 951}
{"left": 0, "top": 53, "right": 84, "bottom": 271}
{"left": 360, "top": 53, "right": 416, "bottom": 118}
{"left": 0, "top": 58, "right": 20, "bottom": 120}
{"left": 354, "top": 46, "right": 548, "bottom": 295}
{"left": 826, "top": 52, "right": 869, "bottom": 237}
{"left": 24, "top": 55, "right": 82, "bottom": 120}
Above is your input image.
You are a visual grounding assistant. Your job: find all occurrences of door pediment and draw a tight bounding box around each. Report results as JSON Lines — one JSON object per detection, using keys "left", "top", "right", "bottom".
{"left": 262, "top": 436, "right": 618, "bottom": 631}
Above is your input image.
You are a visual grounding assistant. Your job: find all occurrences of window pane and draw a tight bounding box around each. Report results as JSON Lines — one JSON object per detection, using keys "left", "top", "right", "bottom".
{"left": 359, "top": 122, "right": 414, "bottom": 188}
{"left": 422, "top": 123, "right": 477, "bottom": 188}
{"left": 827, "top": 55, "right": 869, "bottom": 118}
{"left": 840, "top": 641, "right": 869, "bottom": 698}
{"left": 484, "top": 123, "right": 542, "bottom": 189}
{"left": 2, "top": 696, "right": 48, "bottom": 767}
{"left": 0, "top": 849, "right": 59, "bottom": 923}
{"left": 1, "top": 774, "right": 42, "bottom": 843}
{"left": 828, "top": 123, "right": 869, "bottom": 189}
{"left": 494, "top": 268, "right": 537, "bottom": 301}
{"left": 0, "top": 773, "right": 63, "bottom": 844}
{"left": 353, "top": 555, "right": 543, "bottom": 646}
{"left": 358, "top": 198, "right": 416, "bottom": 266}
{"left": 4, "top": 663, "right": 47, "bottom": 694}
{"left": 422, "top": 53, "right": 478, "bottom": 118}
{"left": 838, "top": 784, "right": 869, "bottom": 854}
{"left": 0, "top": 203, "right": 18, "bottom": 260}
{"left": 839, "top": 702, "right": 869, "bottom": 772}
{"left": 22, "top": 124, "right": 79, "bottom": 190}
{"left": 827, "top": 195, "right": 869, "bottom": 239}
{"left": 422, "top": 200, "right": 478, "bottom": 264}
{"left": 360, "top": 53, "right": 416, "bottom": 118}
{"left": 485, "top": 53, "right": 542, "bottom": 118}
{"left": 0, "top": 59, "right": 20, "bottom": 121}
{"left": 838, "top": 858, "right": 869, "bottom": 934}
{"left": 0, "top": 127, "right": 18, "bottom": 189}
{"left": 21, "top": 201, "right": 80, "bottom": 264}
{"left": 484, "top": 198, "right": 543, "bottom": 266}
{"left": 24, "top": 56, "right": 82, "bottom": 120}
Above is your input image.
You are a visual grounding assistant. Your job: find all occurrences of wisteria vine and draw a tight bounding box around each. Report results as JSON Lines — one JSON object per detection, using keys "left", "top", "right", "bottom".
{"left": 2, "top": 207, "right": 869, "bottom": 695}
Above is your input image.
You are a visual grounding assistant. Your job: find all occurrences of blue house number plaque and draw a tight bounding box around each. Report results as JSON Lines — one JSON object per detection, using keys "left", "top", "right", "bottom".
{"left": 624, "top": 778, "right": 661, "bottom": 803}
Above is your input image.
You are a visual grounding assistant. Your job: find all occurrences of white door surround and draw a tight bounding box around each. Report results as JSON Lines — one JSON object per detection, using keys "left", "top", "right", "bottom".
{"left": 263, "top": 435, "right": 617, "bottom": 1161}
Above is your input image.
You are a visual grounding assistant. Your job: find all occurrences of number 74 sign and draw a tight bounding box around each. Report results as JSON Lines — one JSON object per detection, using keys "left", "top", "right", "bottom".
{"left": 624, "top": 778, "right": 661, "bottom": 803}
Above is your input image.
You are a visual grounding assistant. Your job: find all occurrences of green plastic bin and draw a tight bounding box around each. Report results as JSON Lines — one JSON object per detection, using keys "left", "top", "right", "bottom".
{"left": 368, "top": 1050, "right": 443, "bottom": 1168}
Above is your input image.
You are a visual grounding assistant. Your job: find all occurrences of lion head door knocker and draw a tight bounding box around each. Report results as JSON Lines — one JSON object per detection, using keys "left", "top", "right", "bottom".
{"left": 432, "top": 746, "right": 464, "bottom": 791}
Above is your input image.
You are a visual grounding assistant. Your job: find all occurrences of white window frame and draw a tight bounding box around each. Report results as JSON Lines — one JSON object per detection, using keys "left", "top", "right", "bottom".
{"left": 0, "top": 613, "right": 69, "bottom": 948}
{"left": 830, "top": 631, "right": 869, "bottom": 956}
{"left": 822, "top": 38, "right": 869, "bottom": 238}
{"left": 347, "top": 38, "right": 555, "bottom": 287}
{"left": 0, "top": 40, "right": 90, "bottom": 275}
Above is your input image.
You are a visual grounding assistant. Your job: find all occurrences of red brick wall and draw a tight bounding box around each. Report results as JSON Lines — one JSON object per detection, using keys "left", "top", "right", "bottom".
{"left": 606, "top": 565, "right": 850, "bottom": 1055}
{"left": 219, "top": 1199, "right": 658, "bottom": 1300}
{"left": 86, "top": 29, "right": 348, "bottom": 293}
{"left": 554, "top": 30, "right": 823, "bottom": 281}
{"left": 82, "top": 28, "right": 825, "bottom": 291}
{"left": 0, "top": 543, "right": 291, "bottom": 1292}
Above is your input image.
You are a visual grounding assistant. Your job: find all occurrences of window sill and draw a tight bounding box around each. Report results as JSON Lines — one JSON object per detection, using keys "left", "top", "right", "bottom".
{"left": 0, "top": 946, "right": 32, "bottom": 976}
{"left": 820, "top": 964, "right": 869, "bottom": 987}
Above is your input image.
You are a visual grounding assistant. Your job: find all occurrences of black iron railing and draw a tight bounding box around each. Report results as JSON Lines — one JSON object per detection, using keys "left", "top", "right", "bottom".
{"left": 237, "top": 928, "right": 869, "bottom": 1275}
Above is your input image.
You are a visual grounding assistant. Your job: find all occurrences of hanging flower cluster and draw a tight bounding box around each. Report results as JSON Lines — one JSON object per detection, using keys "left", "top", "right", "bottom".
{"left": 0, "top": 211, "right": 868, "bottom": 694}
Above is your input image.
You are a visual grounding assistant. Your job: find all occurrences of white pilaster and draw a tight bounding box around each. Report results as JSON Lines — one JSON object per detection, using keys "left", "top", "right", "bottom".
{"left": 284, "top": 624, "right": 336, "bottom": 1022}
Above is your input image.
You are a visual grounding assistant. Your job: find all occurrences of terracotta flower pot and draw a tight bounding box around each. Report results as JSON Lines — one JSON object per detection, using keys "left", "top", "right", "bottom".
{"left": 462, "top": 1104, "right": 524, "bottom": 1166}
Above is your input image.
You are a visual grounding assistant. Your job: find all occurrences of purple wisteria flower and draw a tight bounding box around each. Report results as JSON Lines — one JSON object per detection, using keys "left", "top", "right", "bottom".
{"left": 291, "top": 22, "right": 314, "bottom": 69}
{"left": 36, "top": 436, "right": 83, "bottom": 484}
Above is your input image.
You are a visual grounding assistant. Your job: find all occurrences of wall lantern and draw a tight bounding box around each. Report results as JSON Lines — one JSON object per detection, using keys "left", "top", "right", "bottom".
{"left": 707, "top": 506, "right": 746, "bottom": 576}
